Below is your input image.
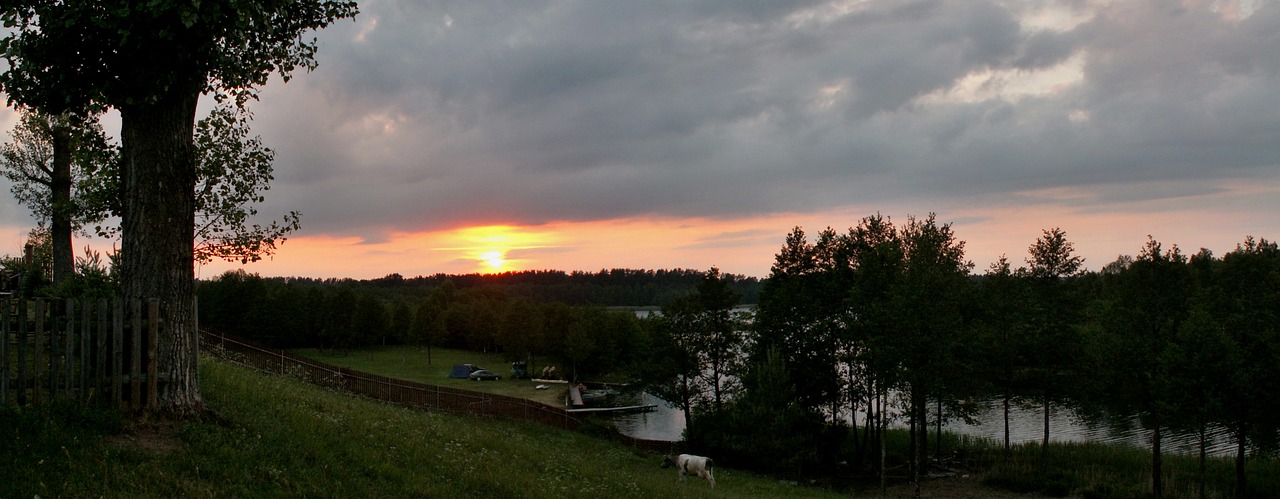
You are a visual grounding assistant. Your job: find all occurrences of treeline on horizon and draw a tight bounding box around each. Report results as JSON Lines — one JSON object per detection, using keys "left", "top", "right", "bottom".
{"left": 222, "top": 267, "right": 761, "bottom": 306}
{"left": 196, "top": 267, "right": 757, "bottom": 378}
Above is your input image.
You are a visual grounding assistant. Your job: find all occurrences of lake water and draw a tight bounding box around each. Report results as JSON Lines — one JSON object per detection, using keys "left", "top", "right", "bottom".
{"left": 622, "top": 307, "right": 1240, "bottom": 455}
{"left": 610, "top": 394, "right": 1240, "bottom": 456}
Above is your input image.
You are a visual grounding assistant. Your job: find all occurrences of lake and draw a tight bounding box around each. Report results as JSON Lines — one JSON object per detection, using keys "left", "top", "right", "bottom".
{"left": 623, "top": 307, "right": 1240, "bottom": 455}
{"left": 610, "top": 394, "right": 1240, "bottom": 456}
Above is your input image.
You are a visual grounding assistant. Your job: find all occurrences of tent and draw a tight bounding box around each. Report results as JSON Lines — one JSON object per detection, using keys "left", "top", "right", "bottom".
{"left": 449, "top": 364, "right": 478, "bottom": 379}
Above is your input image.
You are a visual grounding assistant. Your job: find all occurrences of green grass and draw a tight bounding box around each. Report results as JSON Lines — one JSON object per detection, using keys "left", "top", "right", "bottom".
{"left": 293, "top": 345, "right": 568, "bottom": 407}
{"left": 7, "top": 352, "right": 1276, "bottom": 497}
{"left": 972, "top": 437, "right": 1280, "bottom": 498}
{"left": 1, "top": 357, "right": 842, "bottom": 498}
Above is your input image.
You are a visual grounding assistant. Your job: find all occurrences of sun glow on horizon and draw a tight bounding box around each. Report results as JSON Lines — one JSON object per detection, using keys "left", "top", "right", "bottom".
{"left": 480, "top": 250, "right": 507, "bottom": 271}
{"left": 436, "top": 225, "right": 553, "bottom": 273}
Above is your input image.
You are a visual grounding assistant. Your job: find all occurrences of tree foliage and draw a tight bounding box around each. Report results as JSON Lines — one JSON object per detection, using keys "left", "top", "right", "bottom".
{"left": 2, "top": 0, "right": 357, "bottom": 414}
{"left": 0, "top": 109, "right": 115, "bottom": 284}
{"left": 192, "top": 105, "right": 301, "bottom": 263}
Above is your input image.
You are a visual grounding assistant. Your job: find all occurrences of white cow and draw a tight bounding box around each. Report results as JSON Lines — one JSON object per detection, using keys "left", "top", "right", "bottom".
{"left": 662, "top": 453, "right": 716, "bottom": 488}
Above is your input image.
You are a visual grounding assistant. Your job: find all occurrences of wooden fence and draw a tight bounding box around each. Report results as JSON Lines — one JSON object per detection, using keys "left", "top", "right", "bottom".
{"left": 0, "top": 296, "right": 168, "bottom": 411}
{"left": 199, "top": 330, "right": 680, "bottom": 453}
{"left": 0, "top": 295, "right": 677, "bottom": 452}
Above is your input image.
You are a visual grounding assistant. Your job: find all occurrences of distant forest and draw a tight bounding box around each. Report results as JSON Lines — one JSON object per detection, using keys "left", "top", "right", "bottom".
{"left": 240, "top": 268, "right": 762, "bottom": 307}
{"left": 196, "top": 267, "right": 757, "bottom": 376}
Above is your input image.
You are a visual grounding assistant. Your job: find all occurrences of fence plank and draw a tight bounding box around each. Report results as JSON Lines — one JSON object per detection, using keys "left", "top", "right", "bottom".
{"left": 34, "top": 299, "right": 44, "bottom": 405}
{"left": 47, "top": 300, "right": 59, "bottom": 399}
{"left": 1, "top": 299, "right": 9, "bottom": 405}
{"left": 96, "top": 300, "right": 107, "bottom": 402}
{"left": 64, "top": 299, "right": 74, "bottom": 396}
{"left": 0, "top": 297, "right": 172, "bottom": 410}
{"left": 80, "top": 301, "right": 90, "bottom": 401}
{"left": 130, "top": 299, "right": 141, "bottom": 410}
{"left": 113, "top": 298, "right": 123, "bottom": 409}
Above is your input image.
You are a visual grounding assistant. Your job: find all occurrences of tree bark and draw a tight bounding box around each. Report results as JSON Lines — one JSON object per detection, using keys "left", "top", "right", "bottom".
{"left": 50, "top": 126, "right": 75, "bottom": 285}
{"left": 119, "top": 90, "right": 202, "bottom": 416}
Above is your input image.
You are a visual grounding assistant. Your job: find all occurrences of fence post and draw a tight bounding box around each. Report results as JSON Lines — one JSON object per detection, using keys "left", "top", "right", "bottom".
{"left": 147, "top": 298, "right": 159, "bottom": 412}
{"left": 130, "top": 299, "right": 141, "bottom": 410}
{"left": 113, "top": 298, "right": 123, "bottom": 410}
{"left": 1, "top": 298, "right": 8, "bottom": 405}
{"left": 96, "top": 299, "right": 108, "bottom": 403}
{"left": 65, "top": 299, "right": 75, "bottom": 396}
{"left": 34, "top": 299, "right": 44, "bottom": 405}
{"left": 47, "top": 299, "right": 60, "bottom": 400}
{"left": 79, "top": 301, "right": 90, "bottom": 402}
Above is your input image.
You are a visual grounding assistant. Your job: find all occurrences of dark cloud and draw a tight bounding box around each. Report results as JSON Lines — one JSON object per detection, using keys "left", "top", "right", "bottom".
{"left": 10, "top": 0, "right": 1270, "bottom": 242}
{"left": 283, "top": 1, "right": 1275, "bottom": 235}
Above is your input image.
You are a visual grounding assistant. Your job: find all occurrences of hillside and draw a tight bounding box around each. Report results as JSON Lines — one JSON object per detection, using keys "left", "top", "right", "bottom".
{"left": 1, "top": 358, "right": 840, "bottom": 498}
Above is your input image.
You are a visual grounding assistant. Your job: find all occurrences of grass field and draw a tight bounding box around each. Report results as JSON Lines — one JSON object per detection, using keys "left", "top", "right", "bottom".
{"left": 290, "top": 345, "right": 1280, "bottom": 497}
{"left": 7, "top": 352, "right": 1273, "bottom": 497}
{"left": 0, "top": 357, "right": 845, "bottom": 498}
{"left": 292, "top": 346, "right": 569, "bottom": 407}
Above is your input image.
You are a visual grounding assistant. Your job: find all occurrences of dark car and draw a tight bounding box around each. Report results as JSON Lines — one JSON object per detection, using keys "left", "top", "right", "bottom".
{"left": 468, "top": 369, "right": 501, "bottom": 381}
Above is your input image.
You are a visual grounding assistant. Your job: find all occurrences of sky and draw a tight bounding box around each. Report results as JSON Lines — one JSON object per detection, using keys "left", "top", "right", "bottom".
{"left": 2, "top": 0, "right": 1279, "bottom": 279}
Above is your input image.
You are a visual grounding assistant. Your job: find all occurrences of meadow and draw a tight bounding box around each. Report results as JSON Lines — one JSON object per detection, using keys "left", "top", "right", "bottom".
{"left": 4, "top": 349, "right": 1277, "bottom": 497}
{"left": 0, "top": 357, "right": 844, "bottom": 498}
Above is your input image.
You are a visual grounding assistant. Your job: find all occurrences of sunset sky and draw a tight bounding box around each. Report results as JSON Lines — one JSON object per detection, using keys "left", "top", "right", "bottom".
{"left": 3, "top": 0, "right": 1279, "bottom": 280}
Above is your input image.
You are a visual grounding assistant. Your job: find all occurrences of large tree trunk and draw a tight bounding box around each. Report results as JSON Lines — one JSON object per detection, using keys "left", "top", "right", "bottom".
{"left": 119, "top": 90, "right": 202, "bottom": 416}
{"left": 50, "top": 126, "right": 74, "bottom": 285}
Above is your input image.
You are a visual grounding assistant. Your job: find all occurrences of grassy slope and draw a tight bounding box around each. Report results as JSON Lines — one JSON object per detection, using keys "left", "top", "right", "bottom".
{"left": 1, "top": 358, "right": 839, "bottom": 498}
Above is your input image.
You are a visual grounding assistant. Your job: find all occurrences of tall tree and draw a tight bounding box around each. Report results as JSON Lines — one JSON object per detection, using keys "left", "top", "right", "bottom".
{"left": 754, "top": 226, "right": 841, "bottom": 415}
{"left": 896, "top": 213, "right": 973, "bottom": 481}
{"left": 651, "top": 268, "right": 746, "bottom": 436}
{"left": 2, "top": 0, "right": 358, "bottom": 415}
{"left": 1024, "top": 227, "right": 1085, "bottom": 469}
{"left": 1209, "top": 237, "right": 1280, "bottom": 494}
{"left": 0, "top": 109, "right": 114, "bottom": 285}
{"left": 844, "top": 214, "right": 902, "bottom": 478}
{"left": 695, "top": 267, "right": 745, "bottom": 412}
{"left": 1101, "top": 237, "right": 1192, "bottom": 497}
{"left": 977, "top": 255, "right": 1028, "bottom": 454}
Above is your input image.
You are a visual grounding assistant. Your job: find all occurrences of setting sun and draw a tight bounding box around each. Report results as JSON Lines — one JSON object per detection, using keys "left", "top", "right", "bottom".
{"left": 480, "top": 250, "right": 507, "bottom": 271}
{"left": 432, "top": 225, "right": 555, "bottom": 274}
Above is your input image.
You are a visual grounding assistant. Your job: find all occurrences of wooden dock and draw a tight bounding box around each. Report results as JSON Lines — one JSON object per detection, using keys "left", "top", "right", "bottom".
{"left": 566, "top": 404, "right": 658, "bottom": 414}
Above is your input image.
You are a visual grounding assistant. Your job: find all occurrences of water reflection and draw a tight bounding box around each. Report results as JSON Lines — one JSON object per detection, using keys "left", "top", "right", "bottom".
{"left": 609, "top": 392, "right": 686, "bottom": 441}
{"left": 610, "top": 395, "right": 1240, "bottom": 456}
{"left": 945, "top": 401, "right": 1238, "bottom": 457}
